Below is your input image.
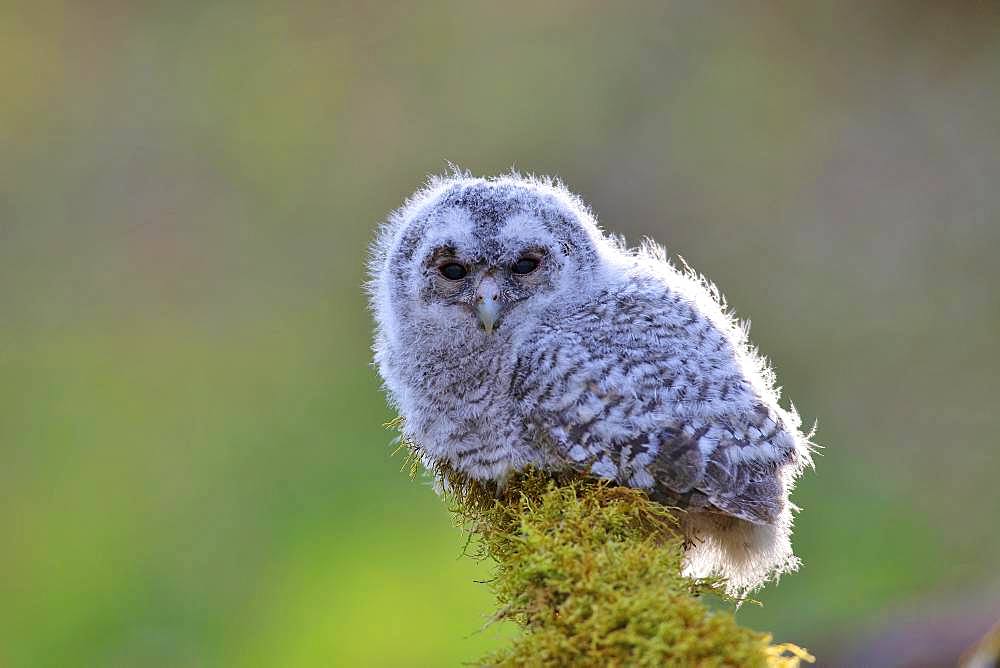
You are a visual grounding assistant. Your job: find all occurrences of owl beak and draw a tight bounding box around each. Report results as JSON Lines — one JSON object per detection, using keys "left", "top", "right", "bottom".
{"left": 474, "top": 275, "right": 502, "bottom": 334}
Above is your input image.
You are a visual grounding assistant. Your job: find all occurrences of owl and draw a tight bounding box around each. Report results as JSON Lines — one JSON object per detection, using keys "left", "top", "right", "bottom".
{"left": 367, "top": 171, "right": 814, "bottom": 594}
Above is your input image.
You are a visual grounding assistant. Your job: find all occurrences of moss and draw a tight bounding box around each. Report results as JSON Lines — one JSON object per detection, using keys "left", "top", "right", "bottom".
{"left": 391, "top": 423, "right": 813, "bottom": 666}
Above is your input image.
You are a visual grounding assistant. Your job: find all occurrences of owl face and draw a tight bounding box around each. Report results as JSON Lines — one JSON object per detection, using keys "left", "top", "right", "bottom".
{"left": 419, "top": 227, "right": 559, "bottom": 336}
{"left": 375, "top": 177, "right": 610, "bottom": 344}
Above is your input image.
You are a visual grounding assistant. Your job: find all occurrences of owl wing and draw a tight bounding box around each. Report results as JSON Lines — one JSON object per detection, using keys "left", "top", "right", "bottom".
{"left": 515, "top": 283, "right": 804, "bottom": 526}
{"left": 535, "top": 396, "right": 797, "bottom": 525}
{"left": 645, "top": 404, "right": 798, "bottom": 525}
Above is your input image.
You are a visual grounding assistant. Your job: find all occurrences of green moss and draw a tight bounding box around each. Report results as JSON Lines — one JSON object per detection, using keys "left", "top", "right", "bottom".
{"left": 392, "top": 424, "right": 812, "bottom": 666}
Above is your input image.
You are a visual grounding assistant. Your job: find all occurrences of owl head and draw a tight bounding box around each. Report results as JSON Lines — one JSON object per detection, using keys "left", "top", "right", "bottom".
{"left": 369, "top": 172, "right": 618, "bottom": 349}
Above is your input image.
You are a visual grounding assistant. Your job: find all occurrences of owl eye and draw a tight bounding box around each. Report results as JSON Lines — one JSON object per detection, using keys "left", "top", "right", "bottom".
{"left": 511, "top": 257, "right": 540, "bottom": 275}
{"left": 438, "top": 262, "right": 468, "bottom": 280}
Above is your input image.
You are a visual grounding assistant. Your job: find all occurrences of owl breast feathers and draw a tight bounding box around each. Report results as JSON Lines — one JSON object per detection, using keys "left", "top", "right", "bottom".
{"left": 368, "top": 171, "right": 814, "bottom": 594}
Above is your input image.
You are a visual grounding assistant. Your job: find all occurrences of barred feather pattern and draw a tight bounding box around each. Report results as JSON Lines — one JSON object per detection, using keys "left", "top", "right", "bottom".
{"left": 367, "top": 170, "right": 814, "bottom": 594}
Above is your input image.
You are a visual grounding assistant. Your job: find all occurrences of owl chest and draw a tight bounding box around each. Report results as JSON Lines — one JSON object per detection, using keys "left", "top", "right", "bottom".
{"left": 437, "top": 374, "right": 523, "bottom": 445}
{"left": 406, "top": 350, "right": 535, "bottom": 475}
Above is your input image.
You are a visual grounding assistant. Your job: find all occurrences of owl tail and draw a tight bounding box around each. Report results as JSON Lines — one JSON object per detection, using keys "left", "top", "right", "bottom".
{"left": 680, "top": 505, "right": 800, "bottom": 598}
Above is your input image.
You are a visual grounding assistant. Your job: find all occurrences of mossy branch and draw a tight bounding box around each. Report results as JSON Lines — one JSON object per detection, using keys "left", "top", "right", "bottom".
{"left": 389, "top": 419, "right": 813, "bottom": 666}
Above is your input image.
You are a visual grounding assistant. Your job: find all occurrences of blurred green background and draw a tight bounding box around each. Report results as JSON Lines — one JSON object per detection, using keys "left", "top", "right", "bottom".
{"left": 3, "top": 2, "right": 999, "bottom": 666}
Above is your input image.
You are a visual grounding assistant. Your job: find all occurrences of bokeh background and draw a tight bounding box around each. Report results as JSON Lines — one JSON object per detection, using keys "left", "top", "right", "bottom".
{"left": 3, "top": 2, "right": 999, "bottom": 666}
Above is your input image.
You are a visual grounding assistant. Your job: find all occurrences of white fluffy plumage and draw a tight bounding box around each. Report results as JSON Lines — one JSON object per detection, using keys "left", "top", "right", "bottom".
{"left": 368, "top": 171, "right": 814, "bottom": 594}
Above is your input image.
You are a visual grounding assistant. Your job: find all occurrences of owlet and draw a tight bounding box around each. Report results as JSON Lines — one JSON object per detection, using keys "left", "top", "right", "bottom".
{"left": 368, "top": 172, "right": 814, "bottom": 594}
